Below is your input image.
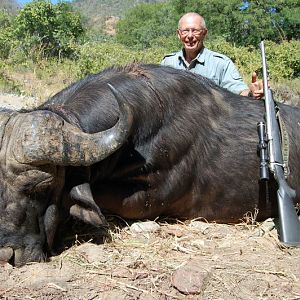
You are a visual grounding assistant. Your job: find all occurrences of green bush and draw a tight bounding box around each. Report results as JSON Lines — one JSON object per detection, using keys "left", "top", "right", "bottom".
{"left": 0, "top": 10, "right": 15, "bottom": 59}
{"left": 13, "top": 0, "right": 84, "bottom": 58}
{"left": 77, "top": 42, "right": 139, "bottom": 77}
{"left": 205, "top": 38, "right": 300, "bottom": 81}
{"left": 76, "top": 38, "right": 300, "bottom": 82}
{"left": 150, "top": 35, "right": 181, "bottom": 55}
{"left": 77, "top": 41, "right": 174, "bottom": 77}
{"left": 0, "top": 60, "right": 21, "bottom": 93}
{"left": 116, "top": 2, "right": 178, "bottom": 50}
{"left": 266, "top": 40, "right": 300, "bottom": 80}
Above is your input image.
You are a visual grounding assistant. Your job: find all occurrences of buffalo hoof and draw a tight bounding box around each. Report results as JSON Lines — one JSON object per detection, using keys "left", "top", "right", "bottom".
{"left": 0, "top": 247, "right": 13, "bottom": 264}
{"left": 0, "top": 245, "right": 45, "bottom": 267}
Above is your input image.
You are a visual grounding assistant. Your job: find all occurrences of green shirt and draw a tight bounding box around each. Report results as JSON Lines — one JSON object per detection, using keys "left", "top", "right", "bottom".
{"left": 161, "top": 48, "right": 248, "bottom": 95}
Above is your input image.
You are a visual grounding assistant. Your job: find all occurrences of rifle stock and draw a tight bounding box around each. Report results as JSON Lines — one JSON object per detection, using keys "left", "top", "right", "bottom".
{"left": 258, "top": 41, "right": 300, "bottom": 246}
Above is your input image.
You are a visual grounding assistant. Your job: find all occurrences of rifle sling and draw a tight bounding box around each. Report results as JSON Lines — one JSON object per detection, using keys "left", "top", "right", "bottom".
{"left": 277, "top": 111, "right": 290, "bottom": 178}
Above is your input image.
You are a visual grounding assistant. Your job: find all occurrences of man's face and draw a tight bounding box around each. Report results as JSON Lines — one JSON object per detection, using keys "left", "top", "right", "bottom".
{"left": 177, "top": 15, "right": 207, "bottom": 56}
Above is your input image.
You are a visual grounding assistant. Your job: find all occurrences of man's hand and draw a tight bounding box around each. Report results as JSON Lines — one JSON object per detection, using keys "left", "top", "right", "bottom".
{"left": 240, "top": 72, "right": 264, "bottom": 99}
{"left": 249, "top": 72, "right": 264, "bottom": 99}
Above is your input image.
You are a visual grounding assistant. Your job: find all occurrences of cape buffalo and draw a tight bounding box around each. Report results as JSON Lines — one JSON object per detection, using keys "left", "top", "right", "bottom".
{"left": 0, "top": 64, "right": 299, "bottom": 266}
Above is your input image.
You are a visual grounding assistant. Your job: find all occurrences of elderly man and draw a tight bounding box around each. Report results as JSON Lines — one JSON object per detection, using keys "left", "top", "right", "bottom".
{"left": 161, "top": 12, "right": 263, "bottom": 99}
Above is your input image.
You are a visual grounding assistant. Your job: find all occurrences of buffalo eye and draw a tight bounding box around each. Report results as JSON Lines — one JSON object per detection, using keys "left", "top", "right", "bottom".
{"left": 16, "top": 169, "right": 55, "bottom": 193}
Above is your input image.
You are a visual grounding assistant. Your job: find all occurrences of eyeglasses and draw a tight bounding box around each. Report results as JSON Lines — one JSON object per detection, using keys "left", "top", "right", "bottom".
{"left": 178, "top": 28, "right": 205, "bottom": 37}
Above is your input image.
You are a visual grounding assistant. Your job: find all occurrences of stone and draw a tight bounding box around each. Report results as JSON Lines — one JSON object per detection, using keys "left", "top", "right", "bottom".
{"left": 172, "top": 261, "right": 211, "bottom": 295}
{"left": 130, "top": 221, "right": 160, "bottom": 234}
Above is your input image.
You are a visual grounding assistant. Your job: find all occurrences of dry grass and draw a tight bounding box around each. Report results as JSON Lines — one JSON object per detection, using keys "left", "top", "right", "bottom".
{"left": 1, "top": 218, "right": 299, "bottom": 299}
{"left": 273, "top": 78, "right": 300, "bottom": 107}
{"left": 1, "top": 60, "right": 300, "bottom": 109}
{"left": 1, "top": 59, "right": 77, "bottom": 105}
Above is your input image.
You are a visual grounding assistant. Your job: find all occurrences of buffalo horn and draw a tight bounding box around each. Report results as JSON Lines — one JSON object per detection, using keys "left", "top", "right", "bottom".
{"left": 16, "top": 84, "right": 133, "bottom": 166}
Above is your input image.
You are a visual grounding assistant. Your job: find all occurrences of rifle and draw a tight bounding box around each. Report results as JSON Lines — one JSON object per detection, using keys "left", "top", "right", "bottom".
{"left": 257, "top": 40, "right": 300, "bottom": 246}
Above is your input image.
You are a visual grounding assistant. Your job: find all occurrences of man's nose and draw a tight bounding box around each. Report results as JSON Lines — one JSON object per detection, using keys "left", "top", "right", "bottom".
{"left": 187, "top": 30, "right": 194, "bottom": 38}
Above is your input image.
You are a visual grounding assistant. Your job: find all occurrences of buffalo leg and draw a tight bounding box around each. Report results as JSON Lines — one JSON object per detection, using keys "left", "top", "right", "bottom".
{"left": 93, "top": 183, "right": 165, "bottom": 219}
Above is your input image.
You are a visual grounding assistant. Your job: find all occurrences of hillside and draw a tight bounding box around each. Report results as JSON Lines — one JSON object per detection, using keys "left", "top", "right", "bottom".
{"left": 1, "top": 0, "right": 167, "bottom": 32}
{"left": 0, "top": 0, "right": 19, "bottom": 14}
{"left": 71, "top": 0, "right": 167, "bottom": 31}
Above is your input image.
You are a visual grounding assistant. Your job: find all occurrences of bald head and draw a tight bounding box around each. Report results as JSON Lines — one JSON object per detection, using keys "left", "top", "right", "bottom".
{"left": 178, "top": 13, "right": 206, "bottom": 30}
{"left": 176, "top": 12, "right": 208, "bottom": 63}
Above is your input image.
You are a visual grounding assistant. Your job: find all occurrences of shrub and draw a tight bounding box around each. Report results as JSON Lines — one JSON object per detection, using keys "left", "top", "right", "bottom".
{"left": 205, "top": 38, "right": 300, "bottom": 81}
{"left": 13, "top": 0, "right": 84, "bottom": 58}
{"left": 0, "top": 10, "right": 15, "bottom": 59}
{"left": 76, "top": 38, "right": 300, "bottom": 82}
{"left": 77, "top": 42, "right": 139, "bottom": 77}
{"left": 266, "top": 40, "right": 300, "bottom": 80}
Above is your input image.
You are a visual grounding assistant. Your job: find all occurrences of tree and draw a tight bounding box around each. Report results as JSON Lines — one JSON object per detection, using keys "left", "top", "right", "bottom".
{"left": 0, "top": 10, "right": 15, "bottom": 59}
{"left": 116, "top": 0, "right": 299, "bottom": 49}
{"left": 13, "top": 0, "right": 84, "bottom": 58}
{"left": 219, "top": 0, "right": 300, "bottom": 45}
{"left": 171, "top": 0, "right": 300, "bottom": 46}
{"left": 116, "top": 2, "right": 178, "bottom": 49}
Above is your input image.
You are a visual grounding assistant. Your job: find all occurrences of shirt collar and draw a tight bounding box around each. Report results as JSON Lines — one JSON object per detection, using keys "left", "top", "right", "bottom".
{"left": 195, "top": 47, "right": 206, "bottom": 64}
{"left": 178, "top": 47, "right": 206, "bottom": 65}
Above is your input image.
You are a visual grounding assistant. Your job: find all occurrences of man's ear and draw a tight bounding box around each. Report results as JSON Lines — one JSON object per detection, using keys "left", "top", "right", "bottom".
{"left": 176, "top": 29, "right": 181, "bottom": 40}
{"left": 203, "top": 28, "right": 208, "bottom": 39}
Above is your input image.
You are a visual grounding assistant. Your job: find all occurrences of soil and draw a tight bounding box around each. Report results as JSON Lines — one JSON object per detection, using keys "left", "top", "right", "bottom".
{"left": 0, "top": 92, "right": 38, "bottom": 110}
{"left": 0, "top": 94, "right": 299, "bottom": 300}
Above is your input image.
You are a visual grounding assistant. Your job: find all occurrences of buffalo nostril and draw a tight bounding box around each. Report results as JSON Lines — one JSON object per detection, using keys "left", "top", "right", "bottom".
{"left": 0, "top": 247, "right": 14, "bottom": 263}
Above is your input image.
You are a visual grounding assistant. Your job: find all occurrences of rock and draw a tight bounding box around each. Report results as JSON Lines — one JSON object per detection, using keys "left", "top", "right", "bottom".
{"left": 161, "top": 225, "right": 187, "bottom": 237}
{"left": 0, "top": 92, "right": 37, "bottom": 110}
{"left": 172, "top": 261, "right": 211, "bottom": 295}
{"left": 130, "top": 221, "right": 160, "bottom": 234}
{"left": 0, "top": 247, "right": 13, "bottom": 263}
{"left": 189, "top": 221, "right": 211, "bottom": 234}
{"left": 75, "top": 243, "right": 108, "bottom": 264}
{"left": 251, "top": 218, "right": 276, "bottom": 237}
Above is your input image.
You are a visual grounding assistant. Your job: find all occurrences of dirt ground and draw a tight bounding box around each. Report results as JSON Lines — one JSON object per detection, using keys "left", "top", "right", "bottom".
{"left": 0, "top": 218, "right": 300, "bottom": 300}
{"left": 0, "top": 94, "right": 299, "bottom": 300}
